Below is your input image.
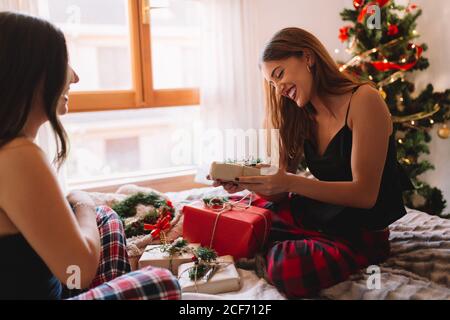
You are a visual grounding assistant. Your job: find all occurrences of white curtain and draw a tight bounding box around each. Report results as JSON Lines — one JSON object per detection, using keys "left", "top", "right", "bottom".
{"left": 199, "top": 0, "right": 264, "bottom": 131}
{"left": 194, "top": 0, "right": 271, "bottom": 182}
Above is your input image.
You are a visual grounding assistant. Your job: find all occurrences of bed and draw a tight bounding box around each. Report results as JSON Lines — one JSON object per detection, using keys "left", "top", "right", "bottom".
{"left": 91, "top": 185, "right": 450, "bottom": 300}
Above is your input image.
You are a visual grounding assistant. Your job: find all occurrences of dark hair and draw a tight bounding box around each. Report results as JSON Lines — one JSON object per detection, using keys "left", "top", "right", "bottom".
{"left": 0, "top": 11, "right": 69, "bottom": 167}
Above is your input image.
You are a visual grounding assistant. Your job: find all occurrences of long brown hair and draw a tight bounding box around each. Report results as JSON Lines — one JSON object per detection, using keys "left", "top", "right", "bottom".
{"left": 261, "top": 27, "right": 371, "bottom": 172}
{"left": 0, "top": 11, "right": 69, "bottom": 168}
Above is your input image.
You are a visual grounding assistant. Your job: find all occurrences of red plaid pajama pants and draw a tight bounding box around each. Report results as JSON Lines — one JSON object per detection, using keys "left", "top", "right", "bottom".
{"left": 251, "top": 195, "right": 391, "bottom": 299}
{"left": 67, "top": 206, "right": 181, "bottom": 300}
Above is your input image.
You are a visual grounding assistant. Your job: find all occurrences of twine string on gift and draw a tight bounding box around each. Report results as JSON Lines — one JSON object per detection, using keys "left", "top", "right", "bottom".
{"left": 177, "top": 260, "right": 234, "bottom": 293}
{"left": 144, "top": 237, "right": 193, "bottom": 273}
{"left": 204, "top": 192, "right": 269, "bottom": 252}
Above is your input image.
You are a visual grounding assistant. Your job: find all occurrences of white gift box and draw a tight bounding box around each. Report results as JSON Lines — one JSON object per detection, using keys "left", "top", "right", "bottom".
{"left": 178, "top": 255, "right": 241, "bottom": 294}
{"left": 138, "top": 243, "right": 200, "bottom": 275}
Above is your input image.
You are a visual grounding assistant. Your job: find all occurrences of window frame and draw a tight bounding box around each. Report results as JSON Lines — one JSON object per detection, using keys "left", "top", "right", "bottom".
{"left": 68, "top": 0, "right": 200, "bottom": 113}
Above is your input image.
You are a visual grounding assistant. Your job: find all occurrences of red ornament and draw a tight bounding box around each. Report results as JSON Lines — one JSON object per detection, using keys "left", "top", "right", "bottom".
{"left": 387, "top": 24, "right": 399, "bottom": 36}
{"left": 339, "top": 26, "right": 351, "bottom": 42}
{"left": 406, "top": 3, "right": 418, "bottom": 12}
{"left": 353, "top": 0, "right": 364, "bottom": 9}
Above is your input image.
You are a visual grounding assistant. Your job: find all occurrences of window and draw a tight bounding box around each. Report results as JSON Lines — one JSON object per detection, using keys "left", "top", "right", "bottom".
{"left": 2, "top": 0, "right": 203, "bottom": 186}
{"left": 45, "top": 0, "right": 133, "bottom": 91}
{"left": 62, "top": 106, "right": 200, "bottom": 186}
{"left": 3, "top": 0, "right": 201, "bottom": 112}
{"left": 105, "top": 137, "right": 140, "bottom": 172}
{"left": 150, "top": 0, "right": 202, "bottom": 89}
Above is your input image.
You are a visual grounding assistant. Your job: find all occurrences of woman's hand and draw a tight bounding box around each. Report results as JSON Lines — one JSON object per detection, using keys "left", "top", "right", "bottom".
{"left": 206, "top": 175, "right": 247, "bottom": 194}
{"left": 237, "top": 168, "right": 294, "bottom": 196}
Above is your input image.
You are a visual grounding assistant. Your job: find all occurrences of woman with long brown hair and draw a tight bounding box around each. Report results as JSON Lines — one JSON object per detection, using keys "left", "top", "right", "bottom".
{"left": 0, "top": 11, "right": 180, "bottom": 300}
{"left": 214, "top": 27, "right": 413, "bottom": 298}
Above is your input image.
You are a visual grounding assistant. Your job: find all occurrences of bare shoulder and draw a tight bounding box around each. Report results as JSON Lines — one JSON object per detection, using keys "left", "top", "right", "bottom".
{"left": 353, "top": 84, "right": 383, "bottom": 102}
{"left": 0, "top": 138, "right": 46, "bottom": 159}
{"left": 0, "top": 138, "right": 50, "bottom": 182}
{"left": 348, "top": 84, "right": 392, "bottom": 132}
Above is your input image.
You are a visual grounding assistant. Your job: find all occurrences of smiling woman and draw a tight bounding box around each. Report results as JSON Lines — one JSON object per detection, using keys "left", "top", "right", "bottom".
{"left": 215, "top": 27, "right": 415, "bottom": 299}
{"left": 0, "top": 11, "right": 181, "bottom": 300}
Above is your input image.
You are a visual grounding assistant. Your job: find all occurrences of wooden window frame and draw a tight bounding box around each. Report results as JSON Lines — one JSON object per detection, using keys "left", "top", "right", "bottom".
{"left": 68, "top": 0, "right": 200, "bottom": 113}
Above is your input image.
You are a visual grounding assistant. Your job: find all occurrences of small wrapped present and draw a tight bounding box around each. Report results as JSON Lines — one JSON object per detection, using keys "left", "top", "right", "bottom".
{"left": 138, "top": 238, "right": 200, "bottom": 275}
{"left": 209, "top": 161, "right": 262, "bottom": 182}
{"left": 182, "top": 194, "right": 272, "bottom": 259}
{"left": 178, "top": 255, "right": 241, "bottom": 294}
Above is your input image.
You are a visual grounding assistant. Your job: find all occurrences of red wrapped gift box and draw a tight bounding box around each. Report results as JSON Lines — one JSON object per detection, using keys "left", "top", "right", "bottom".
{"left": 182, "top": 201, "right": 272, "bottom": 260}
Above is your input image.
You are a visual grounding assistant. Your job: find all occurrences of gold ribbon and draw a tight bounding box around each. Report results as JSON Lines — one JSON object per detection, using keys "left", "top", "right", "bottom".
{"left": 392, "top": 103, "right": 441, "bottom": 123}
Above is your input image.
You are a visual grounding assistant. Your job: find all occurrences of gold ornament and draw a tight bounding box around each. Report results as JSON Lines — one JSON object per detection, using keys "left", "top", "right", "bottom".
{"left": 401, "top": 157, "right": 411, "bottom": 165}
{"left": 437, "top": 124, "right": 450, "bottom": 139}
{"left": 401, "top": 156, "right": 416, "bottom": 166}
{"left": 379, "top": 88, "right": 387, "bottom": 100}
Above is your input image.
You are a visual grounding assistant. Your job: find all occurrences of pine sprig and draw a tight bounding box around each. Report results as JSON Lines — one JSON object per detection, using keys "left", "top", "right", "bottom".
{"left": 202, "top": 196, "right": 229, "bottom": 208}
{"left": 188, "top": 264, "right": 209, "bottom": 281}
{"left": 122, "top": 210, "right": 160, "bottom": 238}
{"left": 113, "top": 192, "right": 164, "bottom": 218}
{"left": 188, "top": 247, "right": 219, "bottom": 281}
{"left": 195, "top": 247, "right": 218, "bottom": 262}
{"left": 160, "top": 238, "right": 190, "bottom": 256}
{"left": 113, "top": 192, "right": 175, "bottom": 238}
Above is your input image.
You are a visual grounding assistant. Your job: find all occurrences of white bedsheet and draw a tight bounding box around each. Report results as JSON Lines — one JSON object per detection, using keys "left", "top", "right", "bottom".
{"left": 166, "top": 187, "right": 450, "bottom": 300}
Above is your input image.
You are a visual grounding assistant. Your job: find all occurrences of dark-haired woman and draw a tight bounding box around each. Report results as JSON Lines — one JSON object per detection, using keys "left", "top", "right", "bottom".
{"left": 0, "top": 12, "right": 180, "bottom": 300}
{"left": 214, "top": 28, "right": 414, "bottom": 298}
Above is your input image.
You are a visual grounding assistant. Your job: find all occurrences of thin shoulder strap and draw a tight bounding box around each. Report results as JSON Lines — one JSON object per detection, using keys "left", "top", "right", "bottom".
{"left": 345, "top": 85, "right": 360, "bottom": 127}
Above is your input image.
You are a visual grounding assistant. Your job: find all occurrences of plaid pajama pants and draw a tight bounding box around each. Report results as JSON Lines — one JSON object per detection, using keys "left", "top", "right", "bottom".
{"left": 66, "top": 206, "right": 181, "bottom": 300}
{"left": 250, "top": 195, "right": 391, "bottom": 299}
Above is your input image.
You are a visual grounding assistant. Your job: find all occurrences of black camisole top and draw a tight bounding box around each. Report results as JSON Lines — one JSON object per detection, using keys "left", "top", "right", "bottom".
{"left": 297, "top": 85, "right": 414, "bottom": 233}
{"left": 0, "top": 233, "right": 62, "bottom": 300}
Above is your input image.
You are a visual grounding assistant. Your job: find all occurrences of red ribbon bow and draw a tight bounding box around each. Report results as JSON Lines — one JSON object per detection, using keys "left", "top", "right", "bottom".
{"left": 144, "top": 214, "right": 172, "bottom": 239}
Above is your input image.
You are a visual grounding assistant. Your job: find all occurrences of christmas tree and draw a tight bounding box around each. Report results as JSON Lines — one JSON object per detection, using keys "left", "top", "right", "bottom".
{"left": 338, "top": 0, "right": 450, "bottom": 217}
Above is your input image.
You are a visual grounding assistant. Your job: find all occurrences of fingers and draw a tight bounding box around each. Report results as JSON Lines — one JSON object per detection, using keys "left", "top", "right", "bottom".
{"left": 207, "top": 175, "right": 221, "bottom": 187}
{"left": 235, "top": 176, "right": 264, "bottom": 184}
{"left": 224, "top": 181, "right": 247, "bottom": 194}
{"left": 207, "top": 174, "right": 252, "bottom": 193}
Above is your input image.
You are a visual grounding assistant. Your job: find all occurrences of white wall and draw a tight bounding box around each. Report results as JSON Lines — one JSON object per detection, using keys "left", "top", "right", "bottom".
{"left": 413, "top": 0, "right": 450, "bottom": 211}
{"left": 250, "top": 0, "right": 450, "bottom": 209}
